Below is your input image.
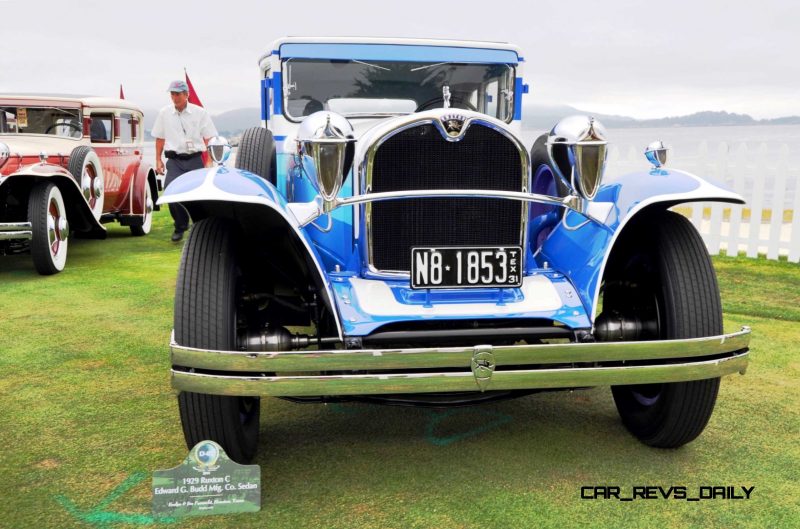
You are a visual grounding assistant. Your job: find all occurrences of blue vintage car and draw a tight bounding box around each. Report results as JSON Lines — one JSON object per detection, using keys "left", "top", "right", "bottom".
{"left": 160, "top": 37, "right": 751, "bottom": 462}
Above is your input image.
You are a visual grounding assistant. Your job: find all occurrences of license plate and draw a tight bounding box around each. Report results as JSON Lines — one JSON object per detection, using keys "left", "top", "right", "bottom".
{"left": 410, "top": 246, "right": 523, "bottom": 289}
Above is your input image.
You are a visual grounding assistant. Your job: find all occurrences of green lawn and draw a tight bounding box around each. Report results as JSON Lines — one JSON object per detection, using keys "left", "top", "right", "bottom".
{"left": 0, "top": 210, "right": 798, "bottom": 529}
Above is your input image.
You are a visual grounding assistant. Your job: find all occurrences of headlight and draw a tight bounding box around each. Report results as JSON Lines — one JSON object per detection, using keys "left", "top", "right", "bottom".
{"left": 207, "top": 136, "right": 232, "bottom": 165}
{"left": 645, "top": 140, "right": 668, "bottom": 169}
{"left": 296, "top": 111, "right": 355, "bottom": 212}
{"left": 547, "top": 115, "right": 608, "bottom": 201}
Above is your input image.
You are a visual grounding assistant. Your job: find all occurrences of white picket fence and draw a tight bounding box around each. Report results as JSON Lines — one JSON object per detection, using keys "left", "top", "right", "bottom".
{"left": 606, "top": 142, "right": 800, "bottom": 263}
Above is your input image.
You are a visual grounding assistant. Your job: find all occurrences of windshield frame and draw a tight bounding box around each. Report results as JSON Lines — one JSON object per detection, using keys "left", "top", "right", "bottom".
{"left": 280, "top": 58, "right": 516, "bottom": 124}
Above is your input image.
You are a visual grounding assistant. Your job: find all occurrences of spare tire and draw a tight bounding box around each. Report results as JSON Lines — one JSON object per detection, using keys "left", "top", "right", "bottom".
{"left": 67, "top": 145, "right": 104, "bottom": 220}
{"left": 235, "top": 127, "right": 276, "bottom": 184}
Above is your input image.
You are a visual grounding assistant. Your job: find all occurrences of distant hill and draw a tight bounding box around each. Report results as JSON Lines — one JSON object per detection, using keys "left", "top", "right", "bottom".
{"left": 142, "top": 107, "right": 261, "bottom": 136}
{"left": 523, "top": 105, "right": 800, "bottom": 129}
{"left": 212, "top": 107, "right": 261, "bottom": 135}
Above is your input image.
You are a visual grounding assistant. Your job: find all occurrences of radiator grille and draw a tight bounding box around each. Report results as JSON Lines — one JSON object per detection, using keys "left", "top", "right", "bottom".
{"left": 370, "top": 123, "right": 524, "bottom": 272}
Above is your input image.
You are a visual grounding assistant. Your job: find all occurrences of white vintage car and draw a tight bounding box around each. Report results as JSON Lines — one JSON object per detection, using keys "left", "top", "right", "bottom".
{"left": 0, "top": 95, "right": 159, "bottom": 274}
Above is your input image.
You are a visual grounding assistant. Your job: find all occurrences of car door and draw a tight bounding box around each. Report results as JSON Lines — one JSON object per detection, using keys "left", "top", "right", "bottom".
{"left": 116, "top": 111, "right": 140, "bottom": 213}
{"left": 87, "top": 110, "right": 119, "bottom": 211}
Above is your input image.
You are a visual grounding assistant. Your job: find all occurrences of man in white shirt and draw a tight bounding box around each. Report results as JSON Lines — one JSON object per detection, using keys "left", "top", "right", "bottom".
{"left": 151, "top": 80, "right": 218, "bottom": 241}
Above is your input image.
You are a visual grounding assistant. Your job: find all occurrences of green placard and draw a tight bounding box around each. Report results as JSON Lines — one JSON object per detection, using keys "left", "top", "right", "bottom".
{"left": 152, "top": 441, "right": 260, "bottom": 518}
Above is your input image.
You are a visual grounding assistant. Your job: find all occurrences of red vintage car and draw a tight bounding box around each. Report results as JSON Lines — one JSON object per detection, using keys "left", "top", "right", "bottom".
{"left": 0, "top": 95, "right": 159, "bottom": 274}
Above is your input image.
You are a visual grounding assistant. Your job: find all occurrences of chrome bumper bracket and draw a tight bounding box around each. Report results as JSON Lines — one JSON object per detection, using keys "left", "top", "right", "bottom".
{"left": 0, "top": 222, "right": 32, "bottom": 241}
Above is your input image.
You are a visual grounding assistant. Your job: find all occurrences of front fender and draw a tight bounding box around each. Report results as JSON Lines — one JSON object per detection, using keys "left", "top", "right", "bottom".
{"left": 129, "top": 162, "right": 159, "bottom": 215}
{"left": 539, "top": 168, "right": 744, "bottom": 322}
{"left": 158, "top": 166, "right": 343, "bottom": 339}
{"left": 0, "top": 163, "right": 106, "bottom": 237}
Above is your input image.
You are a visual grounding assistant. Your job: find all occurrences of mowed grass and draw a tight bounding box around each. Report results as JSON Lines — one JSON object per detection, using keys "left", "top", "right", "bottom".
{"left": 0, "top": 210, "right": 798, "bottom": 529}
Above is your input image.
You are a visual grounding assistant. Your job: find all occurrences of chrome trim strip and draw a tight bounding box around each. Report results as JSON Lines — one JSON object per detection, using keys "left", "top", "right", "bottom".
{"left": 298, "top": 189, "right": 583, "bottom": 228}
{"left": 171, "top": 352, "right": 749, "bottom": 397}
{"left": 171, "top": 326, "right": 750, "bottom": 373}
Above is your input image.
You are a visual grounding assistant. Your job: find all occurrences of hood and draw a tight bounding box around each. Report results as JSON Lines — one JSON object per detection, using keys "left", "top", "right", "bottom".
{"left": 0, "top": 134, "right": 83, "bottom": 157}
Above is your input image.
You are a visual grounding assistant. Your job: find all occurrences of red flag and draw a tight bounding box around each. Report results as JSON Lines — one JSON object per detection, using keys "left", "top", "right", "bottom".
{"left": 119, "top": 84, "right": 125, "bottom": 99}
{"left": 184, "top": 69, "right": 203, "bottom": 107}
{"left": 184, "top": 69, "right": 209, "bottom": 165}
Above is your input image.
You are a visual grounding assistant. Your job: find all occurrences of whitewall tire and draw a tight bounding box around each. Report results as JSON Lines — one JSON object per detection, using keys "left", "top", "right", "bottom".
{"left": 28, "top": 182, "right": 69, "bottom": 275}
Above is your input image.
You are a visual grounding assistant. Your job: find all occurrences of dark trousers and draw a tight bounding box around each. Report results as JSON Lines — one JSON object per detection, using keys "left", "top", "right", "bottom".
{"left": 165, "top": 156, "right": 204, "bottom": 232}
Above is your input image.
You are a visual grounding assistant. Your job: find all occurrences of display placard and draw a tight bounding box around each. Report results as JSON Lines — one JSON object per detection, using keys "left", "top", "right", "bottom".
{"left": 152, "top": 441, "right": 260, "bottom": 517}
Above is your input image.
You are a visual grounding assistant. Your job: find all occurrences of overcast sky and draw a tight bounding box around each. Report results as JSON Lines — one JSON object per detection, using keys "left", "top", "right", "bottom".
{"left": 1, "top": 0, "right": 797, "bottom": 119}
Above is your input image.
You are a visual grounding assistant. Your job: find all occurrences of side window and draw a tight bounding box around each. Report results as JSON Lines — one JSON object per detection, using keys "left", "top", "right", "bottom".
{"left": 131, "top": 115, "right": 140, "bottom": 143}
{"left": 89, "top": 113, "right": 113, "bottom": 143}
{"left": 484, "top": 80, "right": 498, "bottom": 117}
{"left": 119, "top": 113, "right": 134, "bottom": 144}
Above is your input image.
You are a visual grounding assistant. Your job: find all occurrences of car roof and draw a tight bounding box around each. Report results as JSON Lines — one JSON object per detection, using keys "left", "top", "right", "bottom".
{"left": 0, "top": 94, "right": 144, "bottom": 113}
{"left": 260, "top": 36, "right": 522, "bottom": 66}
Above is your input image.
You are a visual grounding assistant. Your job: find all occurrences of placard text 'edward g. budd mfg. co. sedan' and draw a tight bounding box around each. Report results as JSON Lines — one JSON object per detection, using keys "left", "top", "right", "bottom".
{"left": 0, "top": 95, "right": 159, "bottom": 274}
{"left": 159, "top": 37, "right": 751, "bottom": 463}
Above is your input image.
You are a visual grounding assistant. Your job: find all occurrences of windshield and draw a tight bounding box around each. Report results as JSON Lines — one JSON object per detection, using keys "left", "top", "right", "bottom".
{"left": 283, "top": 59, "right": 515, "bottom": 122}
{"left": 0, "top": 106, "right": 82, "bottom": 138}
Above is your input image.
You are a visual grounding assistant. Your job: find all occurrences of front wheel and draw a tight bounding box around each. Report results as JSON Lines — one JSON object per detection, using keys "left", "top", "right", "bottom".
{"left": 175, "top": 218, "right": 260, "bottom": 462}
{"left": 28, "top": 182, "right": 69, "bottom": 275}
{"left": 601, "top": 211, "right": 723, "bottom": 448}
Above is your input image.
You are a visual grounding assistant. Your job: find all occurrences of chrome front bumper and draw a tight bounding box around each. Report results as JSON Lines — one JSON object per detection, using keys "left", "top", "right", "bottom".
{"left": 170, "top": 327, "right": 751, "bottom": 397}
{"left": 0, "top": 222, "right": 32, "bottom": 241}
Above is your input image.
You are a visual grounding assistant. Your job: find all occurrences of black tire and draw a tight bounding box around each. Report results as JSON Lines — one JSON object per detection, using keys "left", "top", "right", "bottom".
{"left": 67, "top": 145, "right": 104, "bottom": 220}
{"left": 603, "top": 210, "right": 722, "bottom": 448}
{"left": 235, "top": 127, "right": 276, "bottom": 185}
{"left": 175, "top": 218, "right": 260, "bottom": 463}
{"left": 28, "top": 182, "right": 69, "bottom": 275}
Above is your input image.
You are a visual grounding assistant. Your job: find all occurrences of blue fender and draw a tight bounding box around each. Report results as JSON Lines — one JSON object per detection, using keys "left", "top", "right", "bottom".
{"left": 538, "top": 168, "right": 744, "bottom": 323}
{"left": 157, "top": 165, "right": 344, "bottom": 339}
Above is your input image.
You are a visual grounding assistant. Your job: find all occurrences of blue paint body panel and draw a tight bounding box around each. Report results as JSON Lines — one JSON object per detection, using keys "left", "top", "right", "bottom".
{"left": 329, "top": 271, "right": 590, "bottom": 336}
{"left": 513, "top": 78, "right": 523, "bottom": 120}
{"left": 537, "top": 168, "right": 732, "bottom": 317}
{"left": 260, "top": 78, "right": 269, "bottom": 120}
{"left": 278, "top": 43, "right": 520, "bottom": 64}
{"left": 272, "top": 72, "right": 283, "bottom": 115}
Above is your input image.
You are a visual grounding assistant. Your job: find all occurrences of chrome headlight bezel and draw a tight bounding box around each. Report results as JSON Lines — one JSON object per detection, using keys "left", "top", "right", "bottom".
{"left": 207, "top": 136, "right": 232, "bottom": 165}
{"left": 645, "top": 140, "right": 669, "bottom": 168}
{"left": 547, "top": 115, "right": 609, "bottom": 201}
{"left": 296, "top": 111, "right": 355, "bottom": 212}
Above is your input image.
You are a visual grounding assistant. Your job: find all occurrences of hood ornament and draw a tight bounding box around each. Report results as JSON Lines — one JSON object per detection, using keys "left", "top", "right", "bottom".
{"left": 442, "top": 85, "right": 451, "bottom": 109}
